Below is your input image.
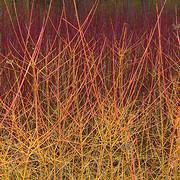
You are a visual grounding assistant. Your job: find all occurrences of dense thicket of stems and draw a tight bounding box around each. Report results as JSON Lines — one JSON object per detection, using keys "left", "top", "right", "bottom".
{"left": 0, "top": 0, "right": 179, "bottom": 179}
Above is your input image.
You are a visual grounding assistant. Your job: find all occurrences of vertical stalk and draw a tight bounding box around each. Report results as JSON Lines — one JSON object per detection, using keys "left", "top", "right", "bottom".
{"left": 156, "top": 1, "right": 165, "bottom": 177}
